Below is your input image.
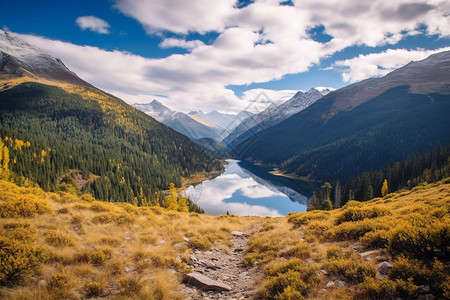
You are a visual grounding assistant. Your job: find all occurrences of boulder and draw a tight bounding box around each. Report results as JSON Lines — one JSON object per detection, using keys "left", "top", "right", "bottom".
{"left": 182, "top": 273, "right": 232, "bottom": 291}
{"left": 376, "top": 261, "right": 392, "bottom": 275}
{"left": 231, "top": 231, "right": 247, "bottom": 237}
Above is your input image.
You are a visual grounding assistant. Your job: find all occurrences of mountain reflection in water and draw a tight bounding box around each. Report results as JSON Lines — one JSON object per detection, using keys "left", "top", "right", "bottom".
{"left": 185, "top": 159, "right": 318, "bottom": 217}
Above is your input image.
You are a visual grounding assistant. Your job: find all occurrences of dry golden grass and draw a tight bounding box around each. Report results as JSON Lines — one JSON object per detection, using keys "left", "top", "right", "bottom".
{"left": 0, "top": 179, "right": 259, "bottom": 299}
{"left": 1, "top": 178, "right": 449, "bottom": 299}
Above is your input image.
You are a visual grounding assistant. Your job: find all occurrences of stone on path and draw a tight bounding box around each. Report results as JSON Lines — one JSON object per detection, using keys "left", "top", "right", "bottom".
{"left": 231, "top": 231, "right": 247, "bottom": 237}
{"left": 199, "top": 259, "right": 221, "bottom": 269}
{"left": 183, "top": 272, "right": 232, "bottom": 292}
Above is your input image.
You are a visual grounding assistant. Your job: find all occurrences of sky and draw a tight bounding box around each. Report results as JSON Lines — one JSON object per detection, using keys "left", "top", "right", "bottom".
{"left": 1, "top": 0, "right": 450, "bottom": 113}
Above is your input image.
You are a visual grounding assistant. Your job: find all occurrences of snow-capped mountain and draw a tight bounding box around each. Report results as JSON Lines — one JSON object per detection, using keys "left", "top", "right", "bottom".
{"left": 133, "top": 100, "right": 226, "bottom": 141}
{"left": 0, "top": 30, "right": 90, "bottom": 87}
{"left": 223, "top": 88, "right": 329, "bottom": 147}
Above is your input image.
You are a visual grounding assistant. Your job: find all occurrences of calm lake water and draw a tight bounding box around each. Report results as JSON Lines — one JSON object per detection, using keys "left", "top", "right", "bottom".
{"left": 185, "top": 159, "right": 319, "bottom": 217}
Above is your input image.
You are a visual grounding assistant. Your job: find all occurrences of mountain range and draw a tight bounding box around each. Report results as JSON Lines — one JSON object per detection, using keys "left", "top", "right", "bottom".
{"left": 133, "top": 100, "right": 252, "bottom": 142}
{"left": 0, "top": 29, "right": 221, "bottom": 204}
{"left": 223, "top": 88, "right": 330, "bottom": 149}
{"left": 234, "top": 51, "right": 450, "bottom": 182}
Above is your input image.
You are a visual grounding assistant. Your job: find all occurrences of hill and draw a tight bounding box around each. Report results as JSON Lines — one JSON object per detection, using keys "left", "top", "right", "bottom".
{"left": 235, "top": 51, "right": 450, "bottom": 182}
{"left": 0, "top": 175, "right": 448, "bottom": 299}
{"left": 0, "top": 30, "right": 221, "bottom": 204}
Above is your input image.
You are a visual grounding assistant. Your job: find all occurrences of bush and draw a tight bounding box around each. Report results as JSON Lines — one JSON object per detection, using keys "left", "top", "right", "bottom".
{"left": 263, "top": 259, "right": 320, "bottom": 299}
{"left": 0, "top": 194, "right": 52, "bottom": 217}
{"left": 45, "top": 230, "right": 75, "bottom": 247}
{"left": 188, "top": 236, "right": 212, "bottom": 250}
{"left": 359, "top": 277, "right": 418, "bottom": 299}
{"left": 84, "top": 281, "right": 105, "bottom": 297}
{"left": 118, "top": 276, "right": 142, "bottom": 296}
{"left": 360, "top": 230, "right": 390, "bottom": 249}
{"left": 288, "top": 211, "right": 330, "bottom": 227}
{"left": 388, "top": 225, "right": 435, "bottom": 258}
{"left": 324, "top": 219, "right": 383, "bottom": 241}
{"left": 279, "top": 241, "right": 311, "bottom": 259}
{"left": 323, "top": 258, "right": 376, "bottom": 283}
{"left": 336, "top": 206, "right": 391, "bottom": 224}
{"left": 326, "top": 246, "right": 343, "bottom": 260}
{"left": 0, "top": 238, "right": 49, "bottom": 286}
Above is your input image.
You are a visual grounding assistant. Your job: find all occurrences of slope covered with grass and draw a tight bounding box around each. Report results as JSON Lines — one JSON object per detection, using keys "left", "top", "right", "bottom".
{"left": 0, "top": 177, "right": 448, "bottom": 299}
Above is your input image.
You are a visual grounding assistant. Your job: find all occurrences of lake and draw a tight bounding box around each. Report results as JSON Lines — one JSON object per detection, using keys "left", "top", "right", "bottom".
{"left": 185, "top": 159, "right": 319, "bottom": 217}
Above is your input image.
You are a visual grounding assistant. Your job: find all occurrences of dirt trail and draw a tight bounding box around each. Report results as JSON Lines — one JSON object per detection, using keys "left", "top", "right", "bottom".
{"left": 181, "top": 227, "right": 261, "bottom": 299}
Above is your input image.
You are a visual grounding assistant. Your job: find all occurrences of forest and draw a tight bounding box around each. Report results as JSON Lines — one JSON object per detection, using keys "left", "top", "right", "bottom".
{"left": 0, "top": 82, "right": 221, "bottom": 205}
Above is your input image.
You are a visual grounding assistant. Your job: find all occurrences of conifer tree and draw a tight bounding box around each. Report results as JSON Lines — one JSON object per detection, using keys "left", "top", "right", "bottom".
{"left": 381, "top": 179, "right": 389, "bottom": 197}
{"left": 164, "top": 183, "right": 178, "bottom": 210}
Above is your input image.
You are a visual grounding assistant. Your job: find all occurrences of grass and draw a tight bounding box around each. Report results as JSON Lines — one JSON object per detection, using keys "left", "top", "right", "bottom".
{"left": 0, "top": 178, "right": 449, "bottom": 299}
{"left": 0, "top": 179, "right": 258, "bottom": 299}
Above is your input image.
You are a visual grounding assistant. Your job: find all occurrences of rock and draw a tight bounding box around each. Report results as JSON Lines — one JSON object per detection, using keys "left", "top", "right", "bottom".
{"left": 318, "top": 288, "right": 327, "bottom": 294}
{"left": 335, "top": 280, "right": 346, "bottom": 287}
{"left": 351, "top": 245, "right": 363, "bottom": 251}
{"left": 183, "top": 273, "right": 232, "bottom": 291}
{"left": 124, "top": 266, "right": 132, "bottom": 273}
{"left": 376, "top": 261, "right": 392, "bottom": 275}
{"left": 418, "top": 285, "right": 431, "bottom": 293}
{"left": 375, "top": 255, "right": 388, "bottom": 262}
{"left": 184, "top": 237, "right": 190, "bottom": 242}
{"left": 124, "top": 231, "right": 131, "bottom": 240}
{"left": 173, "top": 242, "right": 184, "bottom": 251}
{"left": 359, "top": 249, "right": 381, "bottom": 259}
{"left": 176, "top": 256, "right": 182, "bottom": 263}
{"left": 189, "top": 255, "right": 198, "bottom": 262}
{"left": 326, "top": 281, "right": 335, "bottom": 288}
{"left": 234, "top": 248, "right": 244, "bottom": 252}
{"left": 231, "top": 231, "right": 247, "bottom": 237}
{"left": 200, "top": 259, "right": 221, "bottom": 269}
{"left": 319, "top": 269, "right": 328, "bottom": 275}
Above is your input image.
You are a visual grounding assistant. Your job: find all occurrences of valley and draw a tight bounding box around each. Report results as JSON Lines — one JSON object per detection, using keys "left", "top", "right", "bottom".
{"left": 0, "top": 15, "right": 449, "bottom": 300}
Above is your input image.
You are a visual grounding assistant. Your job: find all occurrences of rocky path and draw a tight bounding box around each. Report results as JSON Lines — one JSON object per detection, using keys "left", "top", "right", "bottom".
{"left": 181, "top": 229, "right": 260, "bottom": 299}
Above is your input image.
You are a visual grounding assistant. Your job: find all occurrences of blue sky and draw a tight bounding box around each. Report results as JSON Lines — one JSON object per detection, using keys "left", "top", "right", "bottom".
{"left": 1, "top": 0, "right": 449, "bottom": 112}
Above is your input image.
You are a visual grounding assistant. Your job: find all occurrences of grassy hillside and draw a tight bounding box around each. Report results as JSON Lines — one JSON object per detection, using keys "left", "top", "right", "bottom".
{"left": 0, "top": 177, "right": 448, "bottom": 299}
{"left": 0, "top": 81, "right": 222, "bottom": 204}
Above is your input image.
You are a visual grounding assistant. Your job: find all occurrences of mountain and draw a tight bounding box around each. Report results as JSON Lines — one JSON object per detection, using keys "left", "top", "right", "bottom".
{"left": 235, "top": 51, "right": 450, "bottom": 182}
{"left": 193, "top": 138, "right": 231, "bottom": 155}
{"left": 202, "top": 110, "right": 253, "bottom": 132}
{"left": 0, "top": 30, "right": 221, "bottom": 204}
{"left": 223, "top": 88, "right": 328, "bottom": 148}
{"left": 0, "top": 30, "right": 91, "bottom": 87}
{"left": 133, "top": 100, "right": 225, "bottom": 141}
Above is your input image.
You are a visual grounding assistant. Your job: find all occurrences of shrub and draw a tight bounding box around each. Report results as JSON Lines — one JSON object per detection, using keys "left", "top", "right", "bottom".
{"left": 389, "top": 256, "right": 429, "bottom": 283}
{"left": 323, "top": 258, "right": 376, "bottom": 283}
{"left": 263, "top": 259, "right": 320, "bottom": 299}
{"left": 84, "top": 281, "right": 105, "bottom": 297}
{"left": 45, "top": 230, "right": 75, "bottom": 247}
{"left": 46, "top": 273, "right": 74, "bottom": 299}
{"left": 188, "top": 236, "right": 212, "bottom": 250}
{"left": 0, "top": 238, "right": 49, "bottom": 286}
{"left": 360, "top": 230, "right": 390, "bottom": 249}
{"left": 324, "top": 219, "right": 380, "bottom": 241}
{"left": 336, "top": 206, "right": 391, "bottom": 224}
{"left": 139, "top": 234, "right": 158, "bottom": 245}
{"left": 287, "top": 211, "right": 329, "bottom": 227}
{"left": 0, "top": 194, "right": 52, "bottom": 217}
{"left": 118, "top": 276, "right": 142, "bottom": 296}
{"left": 326, "top": 246, "right": 343, "bottom": 260}
{"left": 99, "top": 237, "right": 121, "bottom": 246}
{"left": 89, "top": 201, "right": 111, "bottom": 212}
{"left": 91, "top": 212, "right": 113, "bottom": 224}
{"left": 388, "top": 225, "right": 435, "bottom": 258}
{"left": 304, "top": 221, "right": 332, "bottom": 239}
{"left": 90, "top": 248, "right": 112, "bottom": 266}
{"left": 359, "top": 277, "right": 418, "bottom": 299}
{"left": 279, "top": 241, "right": 311, "bottom": 259}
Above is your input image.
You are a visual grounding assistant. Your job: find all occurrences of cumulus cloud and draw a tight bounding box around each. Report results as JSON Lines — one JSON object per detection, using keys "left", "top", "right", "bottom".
{"left": 335, "top": 47, "right": 450, "bottom": 82}
{"left": 159, "top": 38, "right": 204, "bottom": 50}
{"left": 15, "top": 0, "right": 450, "bottom": 112}
{"left": 76, "top": 16, "right": 110, "bottom": 34}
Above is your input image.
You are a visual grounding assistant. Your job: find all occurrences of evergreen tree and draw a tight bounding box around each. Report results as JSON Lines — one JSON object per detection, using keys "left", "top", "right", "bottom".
{"left": 334, "top": 180, "right": 342, "bottom": 208}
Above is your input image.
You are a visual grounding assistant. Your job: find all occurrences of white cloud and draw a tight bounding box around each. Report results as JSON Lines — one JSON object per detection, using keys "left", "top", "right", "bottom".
{"left": 335, "top": 47, "right": 450, "bottom": 82}
{"left": 113, "top": 0, "right": 236, "bottom": 34}
{"left": 76, "top": 16, "right": 110, "bottom": 34}
{"left": 159, "top": 38, "right": 204, "bottom": 50}
{"left": 14, "top": 0, "right": 450, "bottom": 112}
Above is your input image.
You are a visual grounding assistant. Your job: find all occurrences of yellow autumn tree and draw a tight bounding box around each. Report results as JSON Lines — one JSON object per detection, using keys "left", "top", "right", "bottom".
{"left": 164, "top": 183, "right": 178, "bottom": 210}
{"left": 177, "top": 195, "right": 189, "bottom": 212}
{"left": 0, "top": 140, "right": 10, "bottom": 178}
{"left": 381, "top": 179, "right": 389, "bottom": 197}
